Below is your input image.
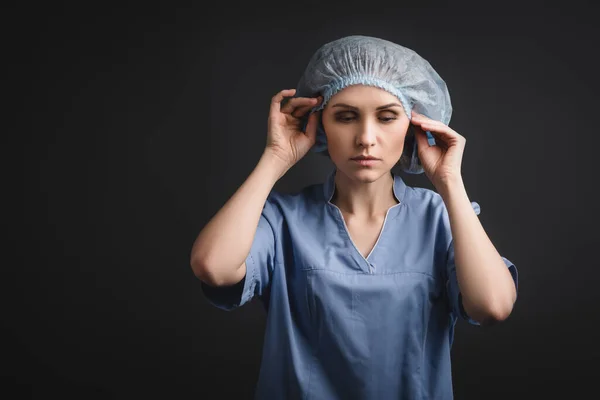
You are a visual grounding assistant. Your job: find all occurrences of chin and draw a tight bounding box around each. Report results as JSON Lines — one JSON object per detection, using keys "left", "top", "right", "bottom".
{"left": 342, "top": 164, "right": 388, "bottom": 182}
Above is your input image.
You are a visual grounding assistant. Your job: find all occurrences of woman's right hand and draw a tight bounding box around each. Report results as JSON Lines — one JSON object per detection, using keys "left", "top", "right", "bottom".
{"left": 264, "top": 89, "right": 323, "bottom": 169}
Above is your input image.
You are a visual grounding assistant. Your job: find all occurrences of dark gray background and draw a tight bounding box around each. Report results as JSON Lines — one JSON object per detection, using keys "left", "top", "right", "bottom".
{"left": 7, "top": 2, "right": 599, "bottom": 399}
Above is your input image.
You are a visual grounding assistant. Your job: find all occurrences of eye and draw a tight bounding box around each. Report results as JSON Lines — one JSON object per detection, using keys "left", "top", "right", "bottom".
{"left": 379, "top": 112, "right": 398, "bottom": 123}
{"left": 334, "top": 112, "right": 356, "bottom": 123}
{"left": 333, "top": 111, "right": 399, "bottom": 123}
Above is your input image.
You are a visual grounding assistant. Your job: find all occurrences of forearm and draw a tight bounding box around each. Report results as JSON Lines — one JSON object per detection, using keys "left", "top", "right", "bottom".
{"left": 190, "top": 151, "right": 288, "bottom": 281}
{"left": 438, "top": 177, "right": 517, "bottom": 323}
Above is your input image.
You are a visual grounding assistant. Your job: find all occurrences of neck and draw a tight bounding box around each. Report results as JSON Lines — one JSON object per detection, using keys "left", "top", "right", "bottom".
{"left": 331, "top": 170, "right": 399, "bottom": 218}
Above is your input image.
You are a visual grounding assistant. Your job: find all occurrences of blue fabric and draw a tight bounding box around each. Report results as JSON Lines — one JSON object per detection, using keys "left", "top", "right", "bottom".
{"left": 201, "top": 169, "right": 518, "bottom": 399}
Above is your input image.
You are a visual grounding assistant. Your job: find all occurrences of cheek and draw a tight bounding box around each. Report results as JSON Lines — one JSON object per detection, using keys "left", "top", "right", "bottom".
{"left": 321, "top": 121, "right": 346, "bottom": 145}
{"left": 325, "top": 131, "right": 349, "bottom": 155}
{"left": 390, "top": 138, "right": 405, "bottom": 157}
{"left": 386, "top": 126, "right": 409, "bottom": 151}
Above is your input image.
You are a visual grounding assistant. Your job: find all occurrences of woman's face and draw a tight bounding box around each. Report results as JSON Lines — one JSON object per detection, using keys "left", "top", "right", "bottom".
{"left": 321, "top": 85, "right": 410, "bottom": 182}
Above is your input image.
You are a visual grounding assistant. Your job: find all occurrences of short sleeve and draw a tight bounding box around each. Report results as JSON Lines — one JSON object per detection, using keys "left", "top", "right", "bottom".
{"left": 444, "top": 201, "right": 519, "bottom": 325}
{"left": 200, "top": 194, "right": 279, "bottom": 311}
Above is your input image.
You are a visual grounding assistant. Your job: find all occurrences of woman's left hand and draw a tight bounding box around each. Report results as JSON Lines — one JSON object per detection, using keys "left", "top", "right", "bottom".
{"left": 411, "top": 110, "right": 465, "bottom": 189}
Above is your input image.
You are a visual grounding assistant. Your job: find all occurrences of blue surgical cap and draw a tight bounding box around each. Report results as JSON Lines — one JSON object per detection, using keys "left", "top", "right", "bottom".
{"left": 293, "top": 35, "right": 452, "bottom": 174}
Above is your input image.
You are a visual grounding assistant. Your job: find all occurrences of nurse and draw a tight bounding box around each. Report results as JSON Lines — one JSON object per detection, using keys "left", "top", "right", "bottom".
{"left": 191, "top": 35, "right": 519, "bottom": 399}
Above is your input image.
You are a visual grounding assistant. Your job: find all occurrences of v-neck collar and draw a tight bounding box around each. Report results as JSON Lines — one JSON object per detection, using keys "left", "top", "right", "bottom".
{"left": 322, "top": 168, "right": 408, "bottom": 267}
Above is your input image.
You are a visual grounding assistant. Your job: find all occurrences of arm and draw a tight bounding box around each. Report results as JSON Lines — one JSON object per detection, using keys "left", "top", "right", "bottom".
{"left": 191, "top": 88, "right": 321, "bottom": 287}
{"left": 190, "top": 151, "right": 288, "bottom": 286}
{"left": 438, "top": 176, "right": 517, "bottom": 325}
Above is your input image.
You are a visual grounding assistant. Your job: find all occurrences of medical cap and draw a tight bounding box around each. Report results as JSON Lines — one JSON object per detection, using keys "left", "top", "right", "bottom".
{"left": 293, "top": 35, "right": 452, "bottom": 174}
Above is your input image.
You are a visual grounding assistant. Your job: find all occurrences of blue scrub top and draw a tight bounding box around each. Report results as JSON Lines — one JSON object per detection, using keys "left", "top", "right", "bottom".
{"left": 201, "top": 168, "right": 518, "bottom": 399}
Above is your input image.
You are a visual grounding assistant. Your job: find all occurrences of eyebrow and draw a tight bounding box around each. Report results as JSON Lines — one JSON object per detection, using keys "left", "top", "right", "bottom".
{"left": 331, "top": 103, "right": 403, "bottom": 111}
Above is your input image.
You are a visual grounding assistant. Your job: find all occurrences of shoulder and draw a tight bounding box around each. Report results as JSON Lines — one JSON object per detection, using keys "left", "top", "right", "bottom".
{"left": 402, "top": 185, "right": 445, "bottom": 215}
{"left": 406, "top": 186, "right": 442, "bottom": 203}
{"left": 264, "top": 182, "right": 325, "bottom": 216}
{"left": 268, "top": 182, "right": 322, "bottom": 202}
{"left": 404, "top": 185, "right": 480, "bottom": 216}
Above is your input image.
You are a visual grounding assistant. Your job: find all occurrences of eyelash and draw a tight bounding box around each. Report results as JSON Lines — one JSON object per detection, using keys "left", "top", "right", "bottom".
{"left": 335, "top": 115, "right": 397, "bottom": 123}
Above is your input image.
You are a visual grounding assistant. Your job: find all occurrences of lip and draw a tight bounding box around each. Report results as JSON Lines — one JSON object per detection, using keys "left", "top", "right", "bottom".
{"left": 350, "top": 156, "right": 380, "bottom": 160}
{"left": 352, "top": 159, "right": 380, "bottom": 167}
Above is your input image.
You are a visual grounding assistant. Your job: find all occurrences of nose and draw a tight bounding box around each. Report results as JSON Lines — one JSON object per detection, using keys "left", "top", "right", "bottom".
{"left": 356, "top": 120, "right": 377, "bottom": 148}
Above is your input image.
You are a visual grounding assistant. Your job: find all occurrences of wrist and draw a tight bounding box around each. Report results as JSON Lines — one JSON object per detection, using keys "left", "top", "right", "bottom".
{"left": 259, "top": 151, "right": 291, "bottom": 182}
{"left": 436, "top": 175, "right": 466, "bottom": 200}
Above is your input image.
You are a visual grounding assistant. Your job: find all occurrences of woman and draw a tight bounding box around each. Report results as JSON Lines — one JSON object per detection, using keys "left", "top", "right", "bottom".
{"left": 191, "top": 35, "right": 518, "bottom": 399}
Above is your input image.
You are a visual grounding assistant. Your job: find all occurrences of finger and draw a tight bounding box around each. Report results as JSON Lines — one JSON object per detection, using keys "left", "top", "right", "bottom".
{"left": 291, "top": 105, "right": 314, "bottom": 118}
{"left": 411, "top": 114, "right": 445, "bottom": 130}
{"left": 411, "top": 113, "right": 452, "bottom": 135}
{"left": 411, "top": 112, "right": 459, "bottom": 141}
{"left": 281, "top": 96, "right": 320, "bottom": 114}
{"left": 304, "top": 111, "right": 319, "bottom": 143}
{"left": 410, "top": 118, "right": 448, "bottom": 140}
{"left": 270, "top": 89, "right": 296, "bottom": 115}
{"left": 413, "top": 124, "right": 428, "bottom": 150}
{"left": 419, "top": 122, "right": 462, "bottom": 144}
{"left": 282, "top": 97, "right": 317, "bottom": 114}
{"left": 413, "top": 124, "right": 437, "bottom": 148}
{"left": 291, "top": 97, "right": 323, "bottom": 118}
